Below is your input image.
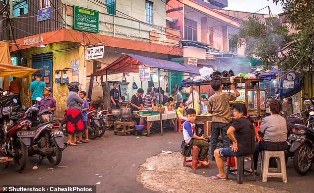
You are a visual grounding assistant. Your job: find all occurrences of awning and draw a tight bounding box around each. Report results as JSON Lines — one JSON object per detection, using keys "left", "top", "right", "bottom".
{"left": 0, "top": 41, "right": 38, "bottom": 78}
{"left": 0, "top": 63, "right": 38, "bottom": 78}
{"left": 91, "top": 54, "right": 200, "bottom": 76}
{"left": 10, "top": 28, "right": 181, "bottom": 56}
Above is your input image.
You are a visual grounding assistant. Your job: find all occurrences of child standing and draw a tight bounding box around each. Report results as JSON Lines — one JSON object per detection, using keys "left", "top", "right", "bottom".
{"left": 183, "top": 108, "right": 209, "bottom": 166}
{"left": 79, "top": 91, "right": 89, "bottom": 143}
{"left": 176, "top": 102, "right": 187, "bottom": 121}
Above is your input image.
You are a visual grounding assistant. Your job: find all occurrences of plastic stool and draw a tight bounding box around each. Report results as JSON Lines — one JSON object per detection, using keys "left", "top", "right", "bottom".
{"left": 262, "top": 151, "right": 287, "bottom": 183}
{"left": 183, "top": 146, "right": 209, "bottom": 171}
{"left": 177, "top": 119, "right": 185, "bottom": 132}
{"left": 227, "top": 155, "right": 256, "bottom": 184}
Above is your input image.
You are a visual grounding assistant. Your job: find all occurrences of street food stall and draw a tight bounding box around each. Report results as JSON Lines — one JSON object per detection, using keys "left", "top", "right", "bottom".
{"left": 89, "top": 54, "right": 200, "bottom": 136}
{"left": 182, "top": 76, "right": 267, "bottom": 137}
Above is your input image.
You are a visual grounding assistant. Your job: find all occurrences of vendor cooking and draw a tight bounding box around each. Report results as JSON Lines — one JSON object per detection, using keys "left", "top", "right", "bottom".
{"left": 110, "top": 82, "right": 122, "bottom": 109}
{"left": 130, "top": 88, "right": 144, "bottom": 112}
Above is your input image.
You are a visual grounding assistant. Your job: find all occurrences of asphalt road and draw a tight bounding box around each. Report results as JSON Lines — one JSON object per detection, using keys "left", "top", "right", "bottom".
{"left": 0, "top": 131, "right": 313, "bottom": 193}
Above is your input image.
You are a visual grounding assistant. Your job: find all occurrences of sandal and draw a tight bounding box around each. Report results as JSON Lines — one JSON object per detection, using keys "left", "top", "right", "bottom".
{"left": 68, "top": 142, "right": 77, "bottom": 146}
{"left": 199, "top": 161, "right": 209, "bottom": 166}
{"left": 80, "top": 139, "right": 89, "bottom": 143}
{"left": 76, "top": 141, "right": 83, "bottom": 144}
{"left": 211, "top": 174, "right": 226, "bottom": 180}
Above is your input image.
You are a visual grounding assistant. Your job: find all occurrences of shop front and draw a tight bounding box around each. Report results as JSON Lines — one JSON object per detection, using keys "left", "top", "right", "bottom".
{"left": 9, "top": 28, "right": 182, "bottom": 117}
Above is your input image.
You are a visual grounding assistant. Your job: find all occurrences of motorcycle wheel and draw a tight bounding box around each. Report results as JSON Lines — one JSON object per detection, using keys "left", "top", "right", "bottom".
{"left": 13, "top": 139, "right": 28, "bottom": 172}
{"left": 293, "top": 142, "right": 312, "bottom": 175}
{"left": 88, "top": 126, "right": 97, "bottom": 140}
{"left": 97, "top": 120, "right": 106, "bottom": 137}
{"left": 47, "top": 140, "right": 62, "bottom": 166}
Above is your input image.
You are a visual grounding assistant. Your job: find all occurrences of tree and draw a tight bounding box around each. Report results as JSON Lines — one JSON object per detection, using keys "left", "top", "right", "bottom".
{"left": 272, "top": 0, "right": 314, "bottom": 70}
{"left": 230, "top": 15, "right": 290, "bottom": 68}
{"left": 232, "top": 0, "right": 314, "bottom": 70}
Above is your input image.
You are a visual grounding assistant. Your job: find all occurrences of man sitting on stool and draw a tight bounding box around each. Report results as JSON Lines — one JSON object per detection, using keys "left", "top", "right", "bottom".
{"left": 211, "top": 104, "right": 255, "bottom": 180}
{"left": 183, "top": 108, "right": 209, "bottom": 166}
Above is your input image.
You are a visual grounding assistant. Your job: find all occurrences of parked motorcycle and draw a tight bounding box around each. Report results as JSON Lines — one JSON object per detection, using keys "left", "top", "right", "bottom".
{"left": 17, "top": 102, "right": 66, "bottom": 166}
{"left": 287, "top": 98, "right": 314, "bottom": 175}
{"left": 0, "top": 98, "right": 29, "bottom": 171}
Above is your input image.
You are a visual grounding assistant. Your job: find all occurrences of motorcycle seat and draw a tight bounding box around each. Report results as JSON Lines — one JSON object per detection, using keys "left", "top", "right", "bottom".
{"left": 294, "top": 124, "right": 307, "bottom": 130}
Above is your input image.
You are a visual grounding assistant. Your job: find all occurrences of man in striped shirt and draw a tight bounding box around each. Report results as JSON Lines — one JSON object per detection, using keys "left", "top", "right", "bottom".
{"left": 144, "top": 87, "right": 155, "bottom": 109}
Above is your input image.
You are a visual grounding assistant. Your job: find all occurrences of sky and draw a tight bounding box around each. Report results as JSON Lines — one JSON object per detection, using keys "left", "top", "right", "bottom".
{"left": 225, "top": 0, "right": 283, "bottom": 15}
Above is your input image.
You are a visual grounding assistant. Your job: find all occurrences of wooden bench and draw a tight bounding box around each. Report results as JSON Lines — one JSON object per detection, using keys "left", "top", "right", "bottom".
{"left": 114, "top": 121, "right": 135, "bottom": 135}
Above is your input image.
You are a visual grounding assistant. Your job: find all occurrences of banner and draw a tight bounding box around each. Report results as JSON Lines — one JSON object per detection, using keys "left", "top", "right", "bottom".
{"left": 139, "top": 65, "right": 150, "bottom": 81}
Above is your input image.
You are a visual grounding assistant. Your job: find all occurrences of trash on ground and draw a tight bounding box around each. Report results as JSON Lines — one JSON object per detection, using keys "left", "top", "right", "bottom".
{"left": 136, "top": 137, "right": 140, "bottom": 139}
{"left": 96, "top": 182, "right": 101, "bottom": 185}
{"left": 146, "top": 165, "right": 155, "bottom": 171}
{"left": 48, "top": 168, "right": 54, "bottom": 170}
{"left": 161, "top": 150, "right": 172, "bottom": 154}
{"left": 32, "top": 166, "right": 38, "bottom": 170}
{"left": 58, "top": 166, "right": 68, "bottom": 168}
{"left": 95, "top": 174, "right": 99, "bottom": 176}
{"left": 99, "top": 176, "right": 103, "bottom": 178}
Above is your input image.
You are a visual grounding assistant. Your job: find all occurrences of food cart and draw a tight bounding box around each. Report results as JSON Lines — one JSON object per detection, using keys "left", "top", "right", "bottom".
{"left": 183, "top": 77, "right": 267, "bottom": 137}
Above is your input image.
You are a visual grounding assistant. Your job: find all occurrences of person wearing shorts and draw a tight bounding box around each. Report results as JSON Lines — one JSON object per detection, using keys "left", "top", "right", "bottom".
{"left": 211, "top": 103, "right": 255, "bottom": 180}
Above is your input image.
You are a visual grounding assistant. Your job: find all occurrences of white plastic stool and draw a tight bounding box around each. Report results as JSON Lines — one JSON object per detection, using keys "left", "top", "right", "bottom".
{"left": 262, "top": 151, "right": 287, "bottom": 183}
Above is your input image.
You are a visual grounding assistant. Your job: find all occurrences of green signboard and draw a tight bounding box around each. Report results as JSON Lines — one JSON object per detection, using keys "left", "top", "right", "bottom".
{"left": 73, "top": 6, "right": 99, "bottom": 33}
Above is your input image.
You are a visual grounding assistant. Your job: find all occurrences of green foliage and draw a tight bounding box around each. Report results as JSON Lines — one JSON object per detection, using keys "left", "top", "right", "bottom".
{"left": 233, "top": 0, "right": 314, "bottom": 70}
{"left": 272, "top": 0, "right": 314, "bottom": 70}
{"left": 232, "top": 15, "right": 290, "bottom": 68}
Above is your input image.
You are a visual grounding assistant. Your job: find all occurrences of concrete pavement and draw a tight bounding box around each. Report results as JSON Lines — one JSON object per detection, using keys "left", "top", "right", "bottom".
{"left": 0, "top": 131, "right": 313, "bottom": 193}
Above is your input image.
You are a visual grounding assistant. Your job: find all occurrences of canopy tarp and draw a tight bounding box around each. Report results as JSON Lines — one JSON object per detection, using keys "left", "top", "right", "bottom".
{"left": 0, "top": 41, "right": 38, "bottom": 78}
{"left": 0, "top": 63, "right": 38, "bottom": 78}
{"left": 91, "top": 54, "right": 200, "bottom": 76}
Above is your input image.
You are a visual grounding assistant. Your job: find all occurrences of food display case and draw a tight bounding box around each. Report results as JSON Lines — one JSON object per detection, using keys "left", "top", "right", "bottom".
{"left": 223, "top": 78, "right": 267, "bottom": 121}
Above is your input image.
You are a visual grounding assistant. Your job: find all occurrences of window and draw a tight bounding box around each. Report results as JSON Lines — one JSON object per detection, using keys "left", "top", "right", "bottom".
{"left": 146, "top": 0, "right": 153, "bottom": 24}
{"left": 184, "top": 19, "right": 197, "bottom": 41}
{"left": 106, "top": 0, "right": 116, "bottom": 15}
{"left": 12, "top": 0, "right": 29, "bottom": 17}
{"left": 40, "top": 0, "right": 51, "bottom": 8}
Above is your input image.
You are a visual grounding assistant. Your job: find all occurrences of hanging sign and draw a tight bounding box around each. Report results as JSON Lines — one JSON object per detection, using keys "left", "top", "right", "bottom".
{"left": 85, "top": 46, "right": 104, "bottom": 60}
{"left": 139, "top": 65, "right": 150, "bottom": 81}
{"left": 74, "top": 6, "right": 99, "bottom": 33}
{"left": 279, "top": 71, "right": 303, "bottom": 98}
{"left": 37, "top": 6, "right": 52, "bottom": 22}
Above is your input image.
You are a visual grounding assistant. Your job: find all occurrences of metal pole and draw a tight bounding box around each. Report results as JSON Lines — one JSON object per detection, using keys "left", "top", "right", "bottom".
{"left": 158, "top": 69, "right": 163, "bottom": 135}
{"left": 192, "top": 85, "right": 194, "bottom": 109}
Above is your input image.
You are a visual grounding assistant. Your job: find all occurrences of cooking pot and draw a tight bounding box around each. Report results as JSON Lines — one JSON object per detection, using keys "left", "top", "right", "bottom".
{"left": 121, "top": 107, "right": 131, "bottom": 120}
{"left": 112, "top": 109, "right": 121, "bottom": 116}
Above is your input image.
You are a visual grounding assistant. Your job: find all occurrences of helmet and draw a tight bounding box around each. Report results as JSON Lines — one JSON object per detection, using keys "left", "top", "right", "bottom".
{"left": 68, "top": 82, "right": 80, "bottom": 92}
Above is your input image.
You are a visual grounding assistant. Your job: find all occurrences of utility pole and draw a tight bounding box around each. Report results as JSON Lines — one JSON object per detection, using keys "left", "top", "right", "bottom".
{"left": 9, "top": 0, "right": 12, "bottom": 18}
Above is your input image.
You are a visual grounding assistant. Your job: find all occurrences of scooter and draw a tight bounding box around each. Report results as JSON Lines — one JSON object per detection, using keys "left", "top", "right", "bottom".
{"left": 0, "top": 98, "right": 29, "bottom": 171}
{"left": 287, "top": 98, "right": 314, "bottom": 175}
{"left": 17, "top": 100, "right": 66, "bottom": 166}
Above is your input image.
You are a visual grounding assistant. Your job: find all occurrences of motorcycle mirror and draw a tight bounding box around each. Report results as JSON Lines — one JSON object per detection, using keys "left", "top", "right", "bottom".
{"left": 12, "top": 98, "right": 18, "bottom": 104}
{"left": 36, "top": 97, "right": 42, "bottom": 101}
{"left": 304, "top": 100, "right": 311, "bottom": 106}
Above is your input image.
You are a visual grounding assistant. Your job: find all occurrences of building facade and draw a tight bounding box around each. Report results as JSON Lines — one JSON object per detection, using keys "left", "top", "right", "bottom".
{"left": 0, "top": 0, "right": 181, "bottom": 116}
{"left": 166, "top": 0, "right": 244, "bottom": 63}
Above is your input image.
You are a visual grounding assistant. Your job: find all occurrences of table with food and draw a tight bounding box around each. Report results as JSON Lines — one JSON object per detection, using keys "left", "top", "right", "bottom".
{"left": 133, "top": 106, "right": 177, "bottom": 136}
